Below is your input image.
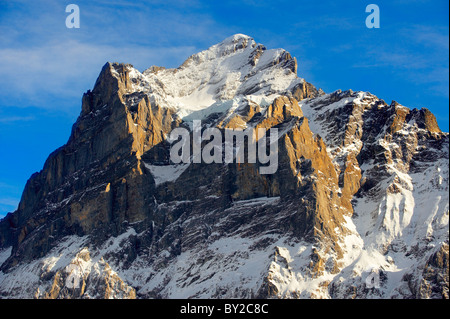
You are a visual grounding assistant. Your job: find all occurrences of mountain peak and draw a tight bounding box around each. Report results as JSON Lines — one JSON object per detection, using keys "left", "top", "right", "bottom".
{"left": 222, "top": 33, "right": 253, "bottom": 42}
{"left": 0, "top": 34, "right": 447, "bottom": 300}
{"left": 137, "top": 35, "right": 302, "bottom": 120}
{"left": 216, "top": 33, "right": 254, "bottom": 48}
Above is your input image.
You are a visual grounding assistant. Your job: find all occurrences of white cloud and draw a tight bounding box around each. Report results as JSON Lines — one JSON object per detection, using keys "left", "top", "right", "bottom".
{"left": 0, "top": 116, "right": 34, "bottom": 123}
{"left": 0, "top": 0, "right": 233, "bottom": 112}
{"left": 351, "top": 24, "right": 449, "bottom": 98}
{"left": 0, "top": 197, "right": 20, "bottom": 208}
{"left": 0, "top": 40, "right": 197, "bottom": 110}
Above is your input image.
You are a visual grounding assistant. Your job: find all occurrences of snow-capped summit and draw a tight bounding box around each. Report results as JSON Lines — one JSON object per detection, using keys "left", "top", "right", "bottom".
{"left": 126, "top": 34, "right": 302, "bottom": 120}
{"left": 186, "top": 33, "right": 256, "bottom": 62}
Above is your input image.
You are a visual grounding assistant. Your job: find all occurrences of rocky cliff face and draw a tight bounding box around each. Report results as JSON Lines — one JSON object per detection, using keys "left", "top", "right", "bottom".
{"left": 0, "top": 34, "right": 448, "bottom": 299}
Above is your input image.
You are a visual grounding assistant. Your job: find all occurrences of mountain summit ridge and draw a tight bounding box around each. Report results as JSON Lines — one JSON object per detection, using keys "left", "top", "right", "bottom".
{"left": 126, "top": 33, "right": 304, "bottom": 120}
{"left": 0, "top": 35, "right": 448, "bottom": 299}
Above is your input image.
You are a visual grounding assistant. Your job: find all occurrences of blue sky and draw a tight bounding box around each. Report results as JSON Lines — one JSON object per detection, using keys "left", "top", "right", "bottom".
{"left": 0, "top": 0, "right": 448, "bottom": 218}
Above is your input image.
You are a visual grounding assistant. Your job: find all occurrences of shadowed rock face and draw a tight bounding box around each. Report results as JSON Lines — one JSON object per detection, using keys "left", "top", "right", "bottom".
{"left": 0, "top": 35, "right": 448, "bottom": 299}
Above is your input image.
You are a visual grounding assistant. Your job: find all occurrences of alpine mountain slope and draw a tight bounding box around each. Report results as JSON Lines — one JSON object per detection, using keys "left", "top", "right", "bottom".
{"left": 0, "top": 34, "right": 448, "bottom": 299}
